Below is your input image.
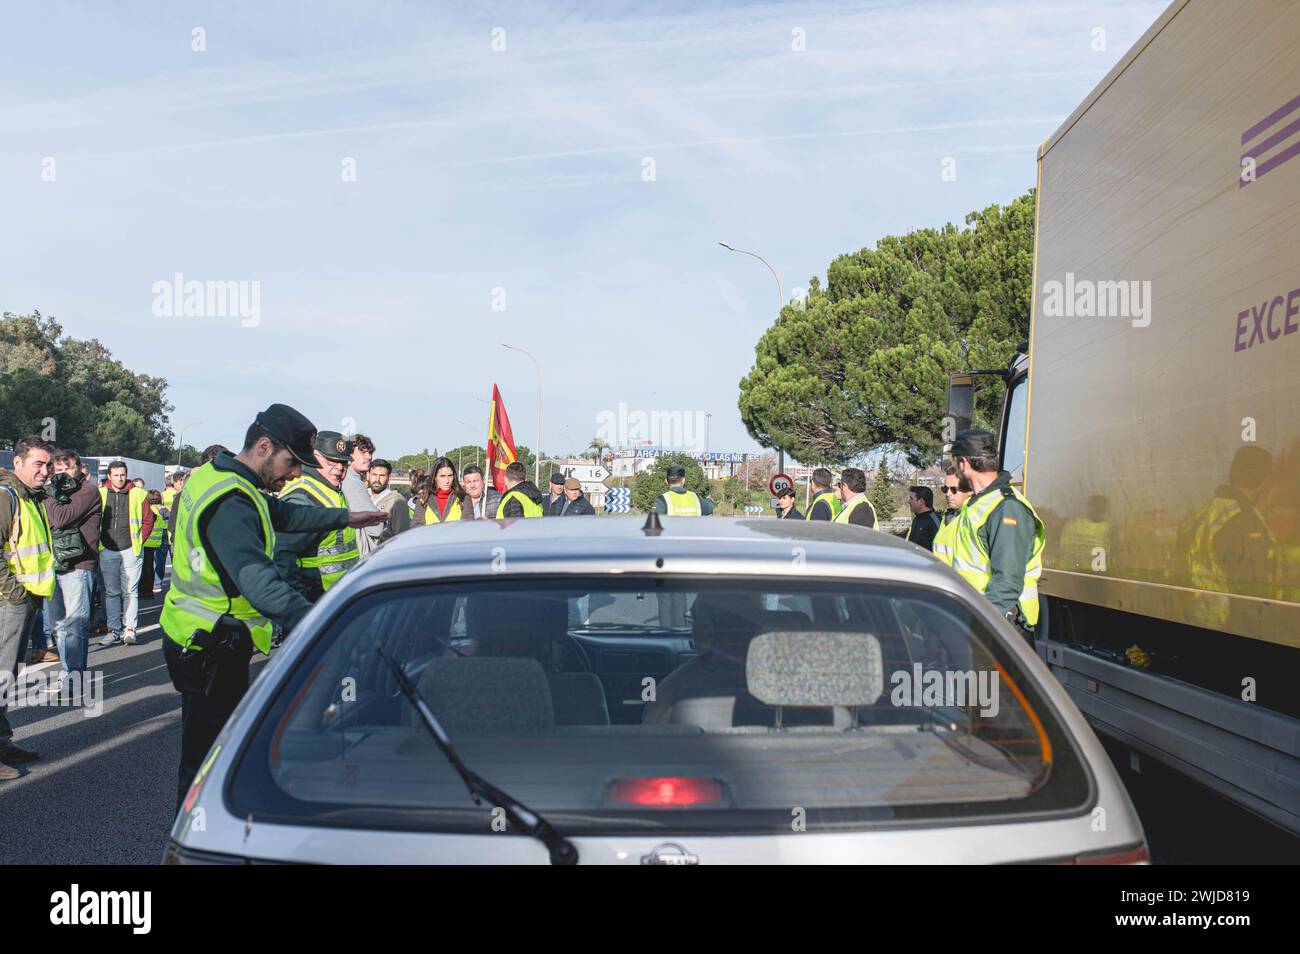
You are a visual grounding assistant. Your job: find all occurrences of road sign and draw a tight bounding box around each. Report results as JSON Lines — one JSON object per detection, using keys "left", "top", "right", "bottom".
{"left": 604, "top": 487, "right": 632, "bottom": 513}
{"left": 769, "top": 473, "right": 793, "bottom": 496}
{"left": 562, "top": 464, "right": 610, "bottom": 484}
{"left": 579, "top": 481, "right": 607, "bottom": 494}
{"left": 743, "top": 505, "right": 764, "bottom": 514}
{"left": 793, "top": 466, "right": 814, "bottom": 479}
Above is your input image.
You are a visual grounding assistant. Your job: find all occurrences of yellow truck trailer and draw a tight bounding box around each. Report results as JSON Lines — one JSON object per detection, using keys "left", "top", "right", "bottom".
{"left": 950, "top": 0, "right": 1300, "bottom": 834}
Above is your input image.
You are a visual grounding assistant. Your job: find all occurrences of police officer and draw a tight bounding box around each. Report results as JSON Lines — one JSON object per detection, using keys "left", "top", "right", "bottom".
{"left": 933, "top": 465, "right": 972, "bottom": 567}
{"left": 948, "top": 429, "right": 1044, "bottom": 642}
{"left": 274, "top": 431, "right": 362, "bottom": 602}
{"left": 653, "top": 465, "right": 713, "bottom": 515}
{"left": 833, "top": 467, "right": 877, "bottom": 528}
{"left": 160, "top": 405, "right": 388, "bottom": 810}
{"left": 805, "top": 467, "right": 842, "bottom": 521}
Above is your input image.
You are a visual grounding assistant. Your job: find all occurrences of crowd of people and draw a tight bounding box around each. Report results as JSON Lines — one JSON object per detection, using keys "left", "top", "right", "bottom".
{"left": 0, "top": 409, "right": 1041, "bottom": 793}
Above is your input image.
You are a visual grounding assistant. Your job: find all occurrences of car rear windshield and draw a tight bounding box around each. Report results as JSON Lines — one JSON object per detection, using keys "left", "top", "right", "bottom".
{"left": 229, "top": 578, "right": 1092, "bottom": 834}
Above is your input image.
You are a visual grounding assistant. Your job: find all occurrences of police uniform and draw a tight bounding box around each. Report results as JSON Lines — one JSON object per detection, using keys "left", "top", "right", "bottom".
{"left": 160, "top": 405, "right": 360, "bottom": 811}
{"left": 653, "top": 466, "right": 713, "bottom": 516}
{"left": 273, "top": 432, "right": 361, "bottom": 602}
{"left": 947, "top": 429, "right": 1045, "bottom": 640}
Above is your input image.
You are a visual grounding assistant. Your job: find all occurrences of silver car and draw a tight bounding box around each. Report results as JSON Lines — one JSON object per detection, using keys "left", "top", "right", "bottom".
{"left": 164, "top": 516, "right": 1147, "bottom": 864}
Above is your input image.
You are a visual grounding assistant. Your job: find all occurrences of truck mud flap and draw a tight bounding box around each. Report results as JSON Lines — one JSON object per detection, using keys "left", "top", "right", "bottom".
{"left": 1044, "top": 640, "right": 1300, "bottom": 836}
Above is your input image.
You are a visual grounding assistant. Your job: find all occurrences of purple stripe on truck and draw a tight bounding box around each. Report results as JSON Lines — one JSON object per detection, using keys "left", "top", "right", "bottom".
{"left": 1241, "top": 92, "right": 1300, "bottom": 145}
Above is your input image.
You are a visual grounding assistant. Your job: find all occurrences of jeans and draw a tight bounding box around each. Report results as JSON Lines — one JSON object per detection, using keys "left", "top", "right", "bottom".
{"left": 100, "top": 547, "right": 142, "bottom": 634}
{"left": 0, "top": 597, "right": 38, "bottom": 746}
{"left": 155, "top": 541, "right": 169, "bottom": 589}
{"left": 91, "top": 567, "right": 107, "bottom": 628}
{"left": 49, "top": 569, "right": 93, "bottom": 674}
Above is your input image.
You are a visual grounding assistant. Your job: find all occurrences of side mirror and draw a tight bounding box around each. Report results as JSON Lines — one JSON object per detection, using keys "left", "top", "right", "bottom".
{"left": 946, "top": 373, "right": 974, "bottom": 440}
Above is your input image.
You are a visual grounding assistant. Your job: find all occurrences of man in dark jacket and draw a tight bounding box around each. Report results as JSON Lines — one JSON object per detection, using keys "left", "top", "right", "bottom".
{"left": 459, "top": 465, "right": 502, "bottom": 519}
{"left": 544, "top": 473, "right": 566, "bottom": 516}
{"left": 43, "top": 450, "right": 102, "bottom": 685}
{"left": 903, "top": 486, "right": 942, "bottom": 551}
{"left": 557, "top": 477, "right": 595, "bottom": 515}
{"left": 774, "top": 486, "right": 803, "bottom": 520}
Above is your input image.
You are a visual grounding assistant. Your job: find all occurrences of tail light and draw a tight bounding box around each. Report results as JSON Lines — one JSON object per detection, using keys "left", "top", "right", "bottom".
{"left": 608, "top": 776, "right": 724, "bottom": 807}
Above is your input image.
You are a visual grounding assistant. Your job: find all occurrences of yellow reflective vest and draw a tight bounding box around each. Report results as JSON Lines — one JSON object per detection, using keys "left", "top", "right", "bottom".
{"left": 933, "top": 508, "right": 962, "bottom": 566}
{"left": 99, "top": 486, "right": 148, "bottom": 555}
{"left": 2, "top": 485, "right": 55, "bottom": 598}
{"left": 661, "top": 490, "right": 703, "bottom": 516}
{"left": 424, "top": 495, "right": 463, "bottom": 524}
{"left": 495, "top": 488, "right": 543, "bottom": 518}
{"left": 805, "top": 489, "right": 842, "bottom": 520}
{"left": 279, "top": 474, "right": 359, "bottom": 591}
{"left": 834, "top": 494, "right": 878, "bottom": 527}
{"left": 952, "top": 485, "right": 1045, "bottom": 626}
{"left": 144, "top": 504, "right": 166, "bottom": 548}
{"left": 160, "top": 463, "right": 275, "bottom": 653}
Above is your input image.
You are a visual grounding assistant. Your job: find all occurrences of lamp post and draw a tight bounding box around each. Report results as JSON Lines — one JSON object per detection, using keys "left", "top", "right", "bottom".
{"left": 719, "top": 241, "right": 786, "bottom": 477}
{"left": 176, "top": 422, "right": 203, "bottom": 467}
{"left": 502, "top": 343, "right": 542, "bottom": 486}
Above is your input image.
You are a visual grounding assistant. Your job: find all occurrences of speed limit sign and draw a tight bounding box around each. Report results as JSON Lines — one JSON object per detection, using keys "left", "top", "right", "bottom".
{"left": 769, "top": 473, "right": 793, "bottom": 496}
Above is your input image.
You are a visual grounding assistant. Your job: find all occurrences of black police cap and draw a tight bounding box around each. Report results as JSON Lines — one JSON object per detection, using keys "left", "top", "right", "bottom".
{"left": 314, "top": 431, "right": 355, "bottom": 463}
{"left": 253, "top": 404, "right": 317, "bottom": 466}
{"left": 948, "top": 428, "right": 998, "bottom": 459}
{"left": 665, "top": 465, "right": 686, "bottom": 479}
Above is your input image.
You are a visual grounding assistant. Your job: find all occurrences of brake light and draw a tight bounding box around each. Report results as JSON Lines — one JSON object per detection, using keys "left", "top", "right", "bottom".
{"left": 609, "top": 776, "right": 723, "bottom": 807}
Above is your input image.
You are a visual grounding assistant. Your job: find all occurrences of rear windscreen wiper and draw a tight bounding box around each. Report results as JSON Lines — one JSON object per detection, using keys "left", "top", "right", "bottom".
{"left": 375, "top": 642, "right": 578, "bottom": 865}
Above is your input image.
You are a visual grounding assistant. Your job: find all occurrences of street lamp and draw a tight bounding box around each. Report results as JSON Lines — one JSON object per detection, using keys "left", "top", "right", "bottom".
{"left": 176, "top": 421, "right": 203, "bottom": 467}
{"left": 719, "top": 241, "right": 787, "bottom": 476}
{"left": 502, "top": 343, "right": 542, "bottom": 486}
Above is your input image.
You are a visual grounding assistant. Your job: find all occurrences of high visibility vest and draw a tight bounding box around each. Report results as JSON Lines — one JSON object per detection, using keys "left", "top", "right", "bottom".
{"left": 952, "top": 485, "right": 1045, "bottom": 626}
{"left": 99, "top": 486, "right": 148, "bottom": 555}
{"left": 495, "top": 488, "right": 543, "bottom": 518}
{"left": 805, "top": 489, "right": 842, "bottom": 520}
{"left": 424, "top": 495, "right": 463, "bottom": 524}
{"left": 160, "top": 463, "right": 275, "bottom": 654}
{"left": 933, "top": 508, "right": 963, "bottom": 566}
{"left": 1181, "top": 496, "right": 1271, "bottom": 630}
{"left": 144, "top": 504, "right": 166, "bottom": 548}
{"left": 279, "top": 474, "right": 359, "bottom": 591}
{"left": 162, "top": 488, "right": 176, "bottom": 508}
{"left": 661, "top": 490, "right": 702, "bottom": 516}
{"left": 834, "top": 494, "right": 878, "bottom": 527}
{"left": 2, "top": 487, "right": 55, "bottom": 598}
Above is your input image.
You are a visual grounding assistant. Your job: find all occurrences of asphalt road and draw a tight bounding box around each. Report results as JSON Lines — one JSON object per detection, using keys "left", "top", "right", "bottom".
{"left": 0, "top": 589, "right": 265, "bottom": 865}
{"left": 2, "top": 587, "right": 1296, "bottom": 864}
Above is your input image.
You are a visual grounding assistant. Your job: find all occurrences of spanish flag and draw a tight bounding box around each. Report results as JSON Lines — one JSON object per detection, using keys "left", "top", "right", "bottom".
{"left": 487, "top": 384, "right": 518, "bottom": 492}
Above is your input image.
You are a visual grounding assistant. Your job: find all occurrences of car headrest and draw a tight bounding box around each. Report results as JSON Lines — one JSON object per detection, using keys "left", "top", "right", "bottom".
{"left": 465, "top": 593, "right": 568, "bottom": 658}
{"left": 746, "top": 630, "right": 883, "bottom": 707}
{"left": 418, "top": 657, "right": 554, "bottom": 732}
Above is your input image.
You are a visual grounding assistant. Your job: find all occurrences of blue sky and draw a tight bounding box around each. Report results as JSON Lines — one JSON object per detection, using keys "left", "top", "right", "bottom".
{"left": 0, "top": 0, "right": 1166, "bottom": 460}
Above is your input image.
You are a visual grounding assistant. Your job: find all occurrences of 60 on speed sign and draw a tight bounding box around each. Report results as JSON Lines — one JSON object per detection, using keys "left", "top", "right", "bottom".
{"left": 769, "top": 473, "right": 793, "bottom": 497}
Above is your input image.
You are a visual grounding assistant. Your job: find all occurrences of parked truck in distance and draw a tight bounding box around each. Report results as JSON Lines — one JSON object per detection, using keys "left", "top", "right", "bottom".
{"left": 949, "top": 0, "right": 1300, "bottom": 836}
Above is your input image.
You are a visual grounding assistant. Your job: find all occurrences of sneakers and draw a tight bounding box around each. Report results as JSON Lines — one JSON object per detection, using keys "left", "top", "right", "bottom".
{"left": 100, "top": 632, "right": 123, "bottom": 647}
{"left": 122, "top": 630, "right": 138, "bottom": 646}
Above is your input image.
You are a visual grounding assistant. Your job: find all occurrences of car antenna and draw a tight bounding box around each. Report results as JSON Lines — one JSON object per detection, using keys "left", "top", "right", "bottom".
{"left": 642, "top": 510, "right": 663, "bottom": 535}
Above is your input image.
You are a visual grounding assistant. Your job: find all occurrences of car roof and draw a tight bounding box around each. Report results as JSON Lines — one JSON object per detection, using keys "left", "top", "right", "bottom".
{"left": 350, "top": 515, "right": 954, "bottom": 588}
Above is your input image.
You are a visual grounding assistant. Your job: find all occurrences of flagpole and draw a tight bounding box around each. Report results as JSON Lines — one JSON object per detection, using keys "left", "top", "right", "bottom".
{"left": 502, "top": 343, "right": 542, "bottom": 486}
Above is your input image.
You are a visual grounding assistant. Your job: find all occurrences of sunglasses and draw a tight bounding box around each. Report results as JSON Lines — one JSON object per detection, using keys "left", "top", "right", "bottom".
{"left": 941, "top": 485, "right": 962, "bottom": 493}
